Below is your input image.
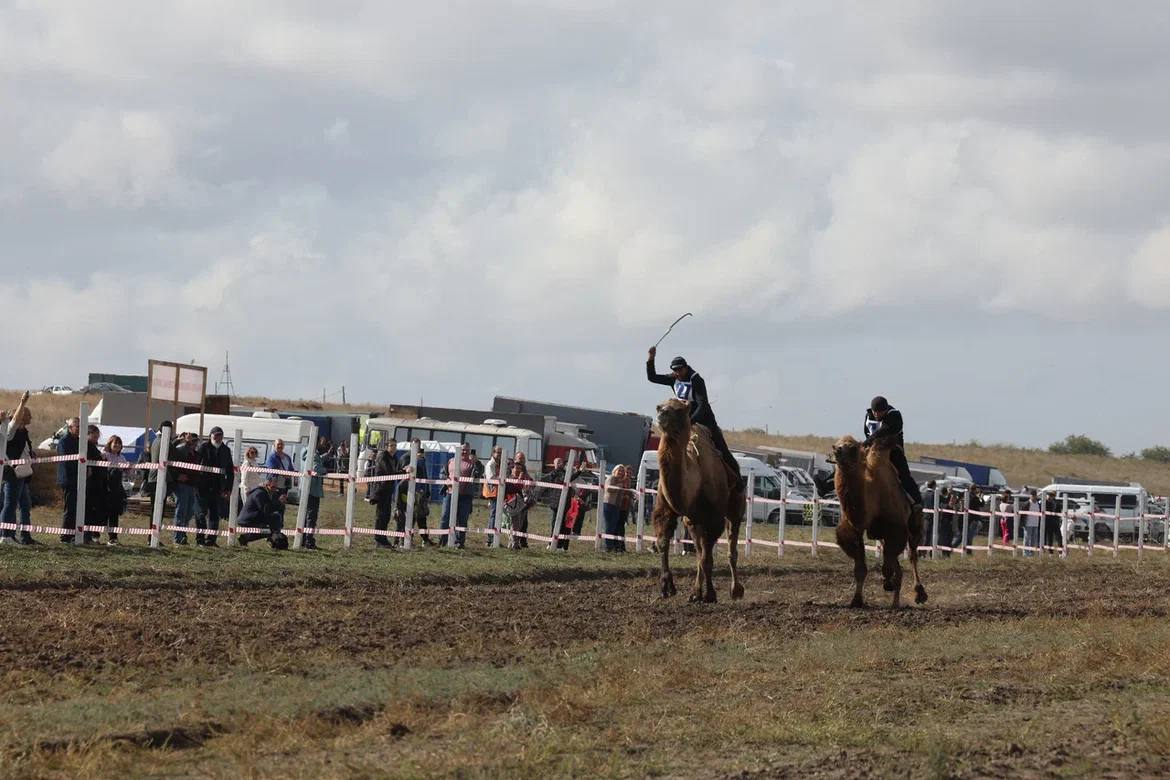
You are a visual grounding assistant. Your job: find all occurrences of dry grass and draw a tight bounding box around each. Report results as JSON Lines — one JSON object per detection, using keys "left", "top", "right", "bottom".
{"left": 729, "top": 429, "right": 1170, "bottom": 495}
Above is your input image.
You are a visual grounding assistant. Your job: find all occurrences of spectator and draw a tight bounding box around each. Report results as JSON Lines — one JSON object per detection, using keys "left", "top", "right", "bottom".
{"left": 541, "top": 456, "right": 583, "bottom": 532}
{"left": 936, "top": 487, "right": 953, "bottom": 557}
{"left": 482, "top": 446, "right": 504, "bottom": 546}
{"left": 601, "top": 465, "right": 627, "bottom": 552}
{"left": 398, "top": 440, "right": 434, "bottom": 546}
{"left": 504, "top": 459, "right": 535, "bottom": 550}
{"left": 439, "top": 443, "right": 476, "bottom": 548}
{"left": 968, "top": 486, "right": 984, "bottom": 541}
{"left": 195, "top": 426, "right": 234, "bottom": 547}
{"left": 142, "top": 421, "right": 172, "bottom": 523}
{"left": 264, "top": 438, "right": 295, "bottom": 522}
{"left": 100, "top": 434, "right": 128, "bottom": 545}
{"left": 999, "top": 490, "right": 1014, "bottom": 546}
{"left": 237, "top": 475, "right": 288, "bottom": 548}
{"left": 1043, "top": 491, "right": 1062, "bottom": 553}
{"left": 81, "top": 424, "right": 105, "bottom": 545}
{"left": 240, "top": 446, "right": 263, "bottom": 505}
{"left": 948, "top": 489, "right": 972, "bottom": 550}
{"left": 617, "top": 464, "right": 635, "bottom": 552}
{"left": 56, "top": 417, "right": 80, "bottom": 543}
{"left": 303, "top": 437, "right": 328, "bottom": 550}
{"left": 168, "top": 432, "right": 201, "bottom": 545}
{"left": 357, "top": 443, "right": 375, "bottom": 480}
{"left": 921, "top": 480, "right": 937, "bottom": 549}
{"left": 370, "top": 440, "right": 400, "bottom": 549}
{"left": 334, "top": 440, "right": 350, "bottom": 496}
{"left": 1, "top": 392, "right": 36, "bottom": 545}
{"left": 1024, "top": 489, "right": 1042, "bottom": 556}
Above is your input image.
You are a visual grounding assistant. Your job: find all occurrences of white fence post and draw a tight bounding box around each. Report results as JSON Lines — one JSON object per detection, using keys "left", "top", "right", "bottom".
{"left": 777, "top": 472, "right": 787, "bottom": 557}
{"left": 226, "top": 429, "right": 243, "bottom": 546}
{"left": 930, "top": 490, "right": 940, "bottom": 560}
{"left": 1038, "top": 491, "right": 1048, "bottom": 557}
{"left": 74, "top": 402, "right": 90, "bottom": 545}
{"left": 447, "top": 450, "right": 460, "bottom": 548}
{"left": 1087, "top": 491, "right": 1095, "bottom": 556}
{"left": 594, "top": 459, "right": 607, "bottom": 552}
{"left": 1111, "top": 493, "right": 1121, "bottom": 557}
{"left": 811, "top": 497, "right": 820, "bottom": 557}
{"left": 960, "top": 489, "right": 970, "bottom": 557}
{"left": 635, "top": 461, "right": 647, "bottom": 554}
{"left": 150, "top": 426, "right": 172, "bottom": 550}
{"left": 744, "top": 472, "right": 755, "bottom": 559}
{"left": 292, "top": 424, "right": 316, "bottom": 550}
{"left": 403, "top": 442, "right": 419, "bottom": 551}
{"left": 343, "top": 434, "right": 358, "bottom": 550}
{"left": 1011, "top": 495, "right": 1020, "bottom": 557}
{"left": 1061, "top": 494, "right": 1070, "bottom": 558}
{"left": 550, "top": 450, "right": 578, "bottom": 551}
{"left": 986, "top": 497, "right": 996, "bottom": 557}
{"left": 1138, "top": 492, "right": 1146, "bottom": 560}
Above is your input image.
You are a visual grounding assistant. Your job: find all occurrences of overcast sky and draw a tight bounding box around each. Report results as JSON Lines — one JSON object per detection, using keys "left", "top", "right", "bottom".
{"left": 3, "top": 2, "right": 1170, "bottom": 452}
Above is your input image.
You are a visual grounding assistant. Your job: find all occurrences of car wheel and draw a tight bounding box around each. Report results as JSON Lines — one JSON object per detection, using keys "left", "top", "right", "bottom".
{"left": 768, "top": 509, "right": 781, "bottom": 525}
{"left": 1093, "top": 522, "right": 1111, "bottom": 542}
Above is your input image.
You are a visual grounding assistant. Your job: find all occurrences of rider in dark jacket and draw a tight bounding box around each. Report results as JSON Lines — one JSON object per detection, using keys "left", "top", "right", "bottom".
{"left": 646, "top": 346, "right": 741, "bottom": 480}
{"left": 863, "top": 396, "right": 922, "bottom": 507}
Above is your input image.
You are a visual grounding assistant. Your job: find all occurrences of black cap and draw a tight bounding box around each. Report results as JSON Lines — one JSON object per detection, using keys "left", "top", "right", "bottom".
{"left": 870, "top": 396, "right": 890, "bottom": 412}
{"left": 210, "top": 426, "right": 224, "bottom": 436}
{"left": 669, "top": 356, "right": 688, "bottom": 370}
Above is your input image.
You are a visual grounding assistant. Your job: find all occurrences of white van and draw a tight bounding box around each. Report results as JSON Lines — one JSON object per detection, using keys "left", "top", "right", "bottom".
{"left": 636, "top": 451, "right": 812, "bottom": 525}
{"left": 174, "top": 413, "right": 316, "bottom": 470}
{"left": 1038, "top": 483, "right": 1150, "bottom": 542}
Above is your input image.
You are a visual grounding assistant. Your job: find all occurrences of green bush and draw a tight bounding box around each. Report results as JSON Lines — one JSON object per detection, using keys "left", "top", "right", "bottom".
{"left": 1048, "top": 435, "right": 1111, "bottom": 457}
{"left": 1141, "top": 446, "right": 1170, "bottom": 464}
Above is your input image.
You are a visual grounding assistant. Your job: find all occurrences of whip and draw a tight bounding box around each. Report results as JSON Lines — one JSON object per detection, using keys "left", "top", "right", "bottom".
{"left": 653, "top": 312, "right": 693, "bottom": 349}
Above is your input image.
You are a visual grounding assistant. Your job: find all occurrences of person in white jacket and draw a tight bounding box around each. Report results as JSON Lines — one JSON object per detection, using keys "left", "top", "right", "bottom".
{"left": 240, "top": 446, "right": 264, "bottom": 505}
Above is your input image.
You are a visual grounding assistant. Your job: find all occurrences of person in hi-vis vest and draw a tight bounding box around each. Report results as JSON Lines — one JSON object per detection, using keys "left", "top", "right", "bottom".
{"left": 646, "top": 346, "right": 741, "bottom": 482}
{"left": 862, "top": 395, "right": 922, "bottom": 508}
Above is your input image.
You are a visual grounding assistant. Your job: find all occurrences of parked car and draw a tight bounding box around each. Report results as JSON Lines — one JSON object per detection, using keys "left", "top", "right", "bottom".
{"left": 38, "top": 385, "right": 74, "bottom": 395}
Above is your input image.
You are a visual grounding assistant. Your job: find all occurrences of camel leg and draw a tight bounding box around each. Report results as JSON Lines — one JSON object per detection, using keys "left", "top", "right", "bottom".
{"left": 654, "top": 510, "right": 678, "bottom": 599}
{"left": 727, "top": 515, "right": 744, "bottom": 601}
{"left": 884, "top": 545, "right": 905, "bottom": 608}
{"left": 702, "top": 531, "right": 717, "bottom": 603}
{"left": 689, "top": 530, "right": 706, "bottom": 603}
{"left": 837, "top": 528, "right": 866, "bottom": 608}
{"left": 907, "top": 507, "right": 928, "bottom": 605}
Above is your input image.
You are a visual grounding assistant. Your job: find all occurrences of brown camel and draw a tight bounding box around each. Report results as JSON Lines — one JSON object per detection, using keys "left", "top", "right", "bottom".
{"left": 652, "top": 398, "right": 746, "bottom": 603}
{"left": 832, "top": 435, "right": 928, "bottom": 608}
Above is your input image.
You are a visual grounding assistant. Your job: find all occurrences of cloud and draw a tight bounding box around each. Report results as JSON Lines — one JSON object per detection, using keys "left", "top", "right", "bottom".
{"left": 5, "top": 2, "right": 1170, "bottom": 451}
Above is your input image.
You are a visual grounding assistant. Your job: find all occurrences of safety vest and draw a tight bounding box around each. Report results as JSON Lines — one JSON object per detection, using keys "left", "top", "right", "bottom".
{"left": 673, "top": 377, "right": 693, "bottom": 402}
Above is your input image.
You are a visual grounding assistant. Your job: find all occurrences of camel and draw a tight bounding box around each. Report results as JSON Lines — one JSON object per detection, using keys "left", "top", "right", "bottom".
{"left": 832, "top": 435, "right": 928, "bottom": 609}
{"left": 652, "top": 398, "right": 746, "bottom": 603}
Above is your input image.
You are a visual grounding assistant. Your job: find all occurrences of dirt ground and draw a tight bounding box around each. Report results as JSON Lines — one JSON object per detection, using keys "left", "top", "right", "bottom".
{"left": 3, "top": 549, "right": 1170, "bottom": 778}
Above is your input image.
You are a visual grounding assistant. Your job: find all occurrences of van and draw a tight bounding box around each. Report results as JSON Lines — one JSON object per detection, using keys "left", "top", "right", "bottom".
{"left": 636, "top": 451, "right": 814, "bottom": 526}
{"left": 174, "top": 413, "right": 316, "bottom": 472}
{"left": 1038, "top": 482, "right": 1151, "bottom": 542}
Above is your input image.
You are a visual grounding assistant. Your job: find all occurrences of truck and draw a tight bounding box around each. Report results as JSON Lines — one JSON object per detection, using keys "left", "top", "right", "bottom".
{"left": 919, "top": 457, "right": 1007, "bottom": 489}
{"left": 492, "top": 396, "right": 654, "bottom": 468}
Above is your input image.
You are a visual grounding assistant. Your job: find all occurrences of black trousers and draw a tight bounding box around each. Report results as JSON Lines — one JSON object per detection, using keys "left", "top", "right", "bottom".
{"left": 61, "top": 485, "right": 77, "bottom": 539}
{"left": 698, "top": 420, "right": 741, "bottom": 477}
{"left": 888, "top": 447, "right": 923, "bottom": 504}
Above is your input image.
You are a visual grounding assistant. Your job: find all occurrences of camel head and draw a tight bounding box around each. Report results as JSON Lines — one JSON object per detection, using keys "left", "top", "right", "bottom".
{"left": 831, "top": 435, "right": 864, "bottom": 468}
{"left": 655, "top": 398, "right": 692, "bottom": 439}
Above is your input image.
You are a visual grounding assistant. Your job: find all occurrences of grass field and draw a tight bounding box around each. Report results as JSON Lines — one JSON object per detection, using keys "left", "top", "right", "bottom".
{"left": 4, "top": 491, "right": 1170, "bottom": 778}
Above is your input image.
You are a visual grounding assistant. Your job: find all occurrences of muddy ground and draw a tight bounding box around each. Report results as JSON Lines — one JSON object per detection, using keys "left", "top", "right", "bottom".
{"left": 2, "top": 551, "right": 1170, "bottom": 778}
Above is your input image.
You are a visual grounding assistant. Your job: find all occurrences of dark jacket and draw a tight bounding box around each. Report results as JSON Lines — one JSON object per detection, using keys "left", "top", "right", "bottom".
{"left": 370, "top": 449, "right": 401, "bottom": 502}
{"left": 168, "top": 439, "right": 199, "bottom": 487}
{"left": 196, "top": 440, "right": 235, "bottom": 493}
{"left": 646, "top": 359, "right": 717, "bottom": 427}
{"left": 57, "top": 432, "right": 79, "bottom": 486}
{"left": 863, "top": 408, "right": 905, "bottom": 448}
{"left": 3, "top": 426, "right": 31, "bottom": 483}
{"left": 237, "top": 485, "right": 279, "bottom": 531}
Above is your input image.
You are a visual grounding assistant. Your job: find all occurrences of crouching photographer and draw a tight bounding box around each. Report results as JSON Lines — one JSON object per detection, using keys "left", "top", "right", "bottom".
{"left": 237, "top": 475, "right": 289, "bottom": 549}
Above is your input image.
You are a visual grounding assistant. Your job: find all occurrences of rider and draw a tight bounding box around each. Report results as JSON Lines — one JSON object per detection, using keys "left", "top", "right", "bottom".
{"left": 863, "top": 396, "right": 922, "bottom": 508}
{"left": 647, "top": 346, "right": 742, "bottom": 483}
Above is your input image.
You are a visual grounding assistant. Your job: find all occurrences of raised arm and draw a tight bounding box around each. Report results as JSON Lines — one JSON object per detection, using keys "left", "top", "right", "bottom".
{"left": 645, "top": 346, "right": 674, "bottom": 387}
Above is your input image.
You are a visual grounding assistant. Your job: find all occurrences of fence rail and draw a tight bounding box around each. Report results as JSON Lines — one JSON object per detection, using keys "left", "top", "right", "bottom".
{"left": 3, "top": 404, "right": 1169, "bottom": 560}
